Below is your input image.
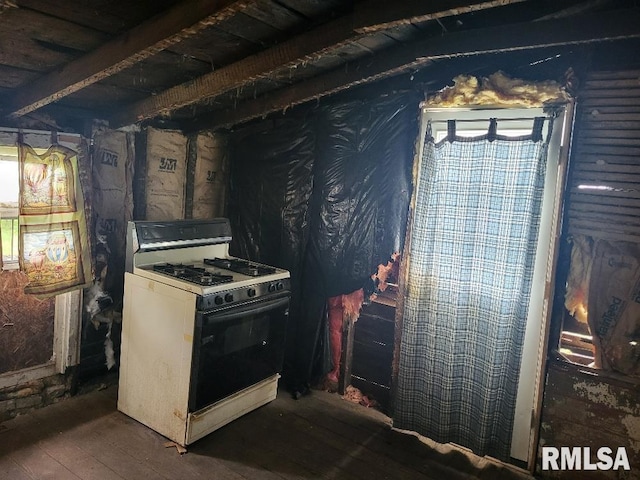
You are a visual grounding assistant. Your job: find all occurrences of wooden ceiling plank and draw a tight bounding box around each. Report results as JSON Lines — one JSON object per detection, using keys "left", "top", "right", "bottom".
{"left": 104, "top": 53, "right": 211, "bottom": 93}
{"left": 534, "top": 0, "right": 613, "bottom": 21}
{"left": 0, "top": 37, "right": 71, "bottom": 72}
{"left": 167, "top": 27, "right": 258, "bottom": 65}
{"left": 243, "top": 0, "right": 304, "bottom": 31}
{"left": 0, "top": 65, "right": 40, "bottom": 89}
{"left": 274, "top": 0, "right": 346, "bottom": 19}
{"left": 14, "top": 0, "right": 181, "bottom": 35}
{"left": 587, "top": 70, "right": 640, "bottom": 81}
{"left": 199, "top": 9, "right": 640, "bottom": 130}
{"left": 7, "top": 0, "right": 257, "bottom": 118}
{"left": 214, "top": 11, "right": 284, "bottom": 45}
{"left": 353, "top": 0, "right": 527, "bottom": 34}
{"left": 0, "top": 8, "right": 108, "bottom": 71}
{"left": 355, "top": 33, "right": 398, "bottom": 52}
{"left": 2, "top": 7, "right": 108, "bottom": 52}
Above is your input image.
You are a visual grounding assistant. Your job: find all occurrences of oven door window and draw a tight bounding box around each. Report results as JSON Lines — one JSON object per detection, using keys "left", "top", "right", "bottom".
{"left": 189, "top": 295, "right": 288, "bottom": 411}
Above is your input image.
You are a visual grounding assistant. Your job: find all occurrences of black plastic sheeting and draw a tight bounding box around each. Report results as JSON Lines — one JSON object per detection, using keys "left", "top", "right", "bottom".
{"left": 229, "top": 91, "right": 419, "bottom": 393}
{"left": 229, "top": 114, "right": 316, "bottom": 388}
{"left": 229, "top": 115, "right": 315, "bottom": 285}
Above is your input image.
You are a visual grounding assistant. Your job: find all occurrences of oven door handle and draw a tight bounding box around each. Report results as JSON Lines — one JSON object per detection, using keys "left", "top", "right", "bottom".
{"left": 204, "top": 295, "right": 289, "bottom": 324}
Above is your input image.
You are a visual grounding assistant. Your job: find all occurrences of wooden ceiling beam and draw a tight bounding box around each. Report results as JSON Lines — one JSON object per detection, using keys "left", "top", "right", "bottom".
{"left": 195, "top": 8, "right": 640, "bottom": 131}
{"left": 109, "top": 0, "right": 522, "bottom": 127}
{"left": 6, "top": 0, "right": 256, "bottom": 119}
{"left": 353, "top": 0, "right": 527, "bottom": 33}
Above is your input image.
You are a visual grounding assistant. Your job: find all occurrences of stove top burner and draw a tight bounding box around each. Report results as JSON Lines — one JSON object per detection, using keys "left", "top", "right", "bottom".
{"left": 204, "top": 257, "right": 276, "bottom": 277}
{"left": 153, "top": 263, "right": 234, "bottom": 286}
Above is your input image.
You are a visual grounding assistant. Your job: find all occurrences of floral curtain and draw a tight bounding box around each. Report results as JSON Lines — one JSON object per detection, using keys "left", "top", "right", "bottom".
{"left": 393, "top": 118, "right": 550, "bottom": 460}
{"left": 18, "top": 143, "right": 92, "bottom": 296}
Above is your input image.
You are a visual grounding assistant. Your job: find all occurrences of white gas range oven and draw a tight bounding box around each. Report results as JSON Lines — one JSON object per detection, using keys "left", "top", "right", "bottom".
{"left": 118, "top": 218, "right": 290, "bottom": 446}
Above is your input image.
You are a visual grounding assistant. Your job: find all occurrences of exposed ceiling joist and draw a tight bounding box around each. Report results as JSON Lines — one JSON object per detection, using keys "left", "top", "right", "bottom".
{"left": 109, "top": 14, "right": 357, "bottom": 127}
{"left": 353, "top": 0, "right": 526, "bottom": 33}
{"left": 195, "top": 8, "right": 640, "bottom": 131}
{"left": 6, "top": 0, "right": 255, "bottom": 119}
{"left": 110, "top": 0, "right": 524, "bottom": 127}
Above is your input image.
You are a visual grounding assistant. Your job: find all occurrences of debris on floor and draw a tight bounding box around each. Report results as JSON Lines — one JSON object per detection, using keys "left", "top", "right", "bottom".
{"left": 342, "top": 385, "right": 378, "bottom": 408}
{"left": 163, "top": 441, "right": 188, "bottom": 455}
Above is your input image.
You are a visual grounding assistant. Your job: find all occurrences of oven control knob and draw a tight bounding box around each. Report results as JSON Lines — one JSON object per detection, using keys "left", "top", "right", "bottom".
{"left": 214, "top": 296, "right": 224, "bottom": 305}
{"left": 276, "top": 282, "right": 284, "bottom": 291}
{"left": 268, "top": 283, "right": 276, "bottom": 292}
{"left": 247, "top": 288, "right": 256, "bottom": 298}
{"left": 225, "top": 293, "right": 234, "bottom": 303}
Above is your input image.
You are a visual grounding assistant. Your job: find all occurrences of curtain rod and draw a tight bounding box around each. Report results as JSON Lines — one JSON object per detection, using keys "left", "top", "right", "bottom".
{"left": 0, "top": 127, "right": 81, "bottom": 138}
{"left": 425, "top": 116, "right": 550, "bottom": 123}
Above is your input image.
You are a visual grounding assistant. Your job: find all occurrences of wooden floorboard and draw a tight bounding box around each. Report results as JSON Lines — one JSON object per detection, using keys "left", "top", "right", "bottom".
{"left": 0, "top": 385, "right": 534, "bottom": 480}
{"left": 0, "top": 457, "right": 36, "bottom": 480}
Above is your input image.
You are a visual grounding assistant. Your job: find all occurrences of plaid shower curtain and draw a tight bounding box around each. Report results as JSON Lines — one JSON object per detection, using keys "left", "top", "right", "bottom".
{"left": 393, "top": 121, "right": 548, "bottom": 460}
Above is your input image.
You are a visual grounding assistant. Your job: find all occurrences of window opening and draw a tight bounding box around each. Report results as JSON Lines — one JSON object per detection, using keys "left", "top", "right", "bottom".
{"left": 0, "top": 144, "right": 57, "bottom": 375}
{"left": 435, "top": 128, "right": 532, "bottom": 141}
{"left": 0, "top": 147, "right": 19, "bottom": 268}
{"left": 406, "top": 106, "right": 567, "bottom": 464}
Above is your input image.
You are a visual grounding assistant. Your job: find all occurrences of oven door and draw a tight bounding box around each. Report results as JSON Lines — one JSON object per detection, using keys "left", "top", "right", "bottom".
{"left": 189, "top": 293, "right": 289, "bottom": 412}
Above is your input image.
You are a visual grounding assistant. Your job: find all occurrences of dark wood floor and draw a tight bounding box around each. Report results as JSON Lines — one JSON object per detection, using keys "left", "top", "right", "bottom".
{"left": 0, "top": 384, "right": 534, "bottom": 480}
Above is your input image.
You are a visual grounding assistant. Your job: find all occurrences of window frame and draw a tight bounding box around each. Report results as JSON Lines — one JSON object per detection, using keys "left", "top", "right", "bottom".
{"left": 0, "top": 128, "right": 84, "bottom": 386}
